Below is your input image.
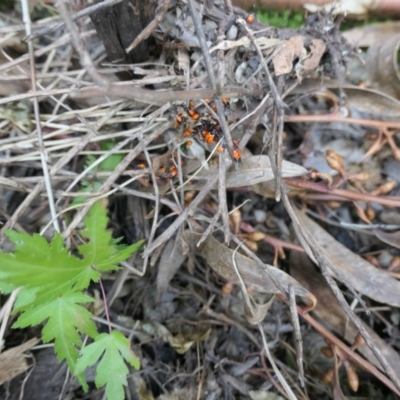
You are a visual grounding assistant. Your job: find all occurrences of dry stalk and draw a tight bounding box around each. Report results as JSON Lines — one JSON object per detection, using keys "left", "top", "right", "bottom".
{"left": 231, "top": 243, "right": 297, "bottom": 400}
{"left": 61, "top": 122, "right": 169, "bottom": 239}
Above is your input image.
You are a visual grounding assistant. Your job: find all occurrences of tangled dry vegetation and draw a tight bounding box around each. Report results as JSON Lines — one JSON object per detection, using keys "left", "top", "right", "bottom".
{"left": 1, "top": 0, "right": 400, "bottom": 399}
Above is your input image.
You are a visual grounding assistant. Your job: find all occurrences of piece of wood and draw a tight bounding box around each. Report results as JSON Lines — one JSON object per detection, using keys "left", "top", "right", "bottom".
{"left": 90, "top": 0, "right": 156, "bottom": 66}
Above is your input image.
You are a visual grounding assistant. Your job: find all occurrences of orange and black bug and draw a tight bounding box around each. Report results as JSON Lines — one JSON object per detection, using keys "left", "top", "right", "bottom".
{"left": 216, "top": 145, "right": 224, "bottom": 153}
{"left": 183, "top": 127, "right": 192, "bottom": 137}
{"left": 135, "top": 163, "right": 147, "bottom": 170}
{"left": 246, "top": 14, "right": 255, "bottom": 24}
{"left": 232, "top": 140, "right": 242, "bottom": 162}
{"left": 157, "top": 164, "right": 178, "bottom": 180}
{"left": 221, "top": 97, "right": 230, "bottom": 112}
{"left": 175, "top": 113, "right": 184, "bottom": 127}
{"left": 210, "top": 123, "right": 222, "bottom": 140}
{"left": 187, "top": 108, "right": 200, "bottom": 121}
{"left": 202, "top": 129, "right": 215, "bottom": 144}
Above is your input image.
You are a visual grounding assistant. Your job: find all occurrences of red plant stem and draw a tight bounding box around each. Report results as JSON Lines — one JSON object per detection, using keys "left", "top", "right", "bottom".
{"left": 295, "top": 304, "right": 400, "bottom": 397}
{"left": 99, "top": 279, "right": 112, "bottom": 334}
{"left": 284, "top": 178, "right": 400, "bottom": 207}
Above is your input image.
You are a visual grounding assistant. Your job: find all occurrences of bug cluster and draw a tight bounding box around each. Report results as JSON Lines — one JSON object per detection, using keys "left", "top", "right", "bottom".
{"left": 156, "top": 153, "right": 185, "bottom": 180}
{"left": 176, "top": 99, "right": 227, "bottom": 148}
{"left": 155, "top": 98, "right": 242, "bottom": 181}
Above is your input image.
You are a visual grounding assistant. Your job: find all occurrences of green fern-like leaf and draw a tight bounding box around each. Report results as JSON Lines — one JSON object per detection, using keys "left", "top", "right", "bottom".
{"left": 75, "top": 330, "right": 140, "bottom": 400}
{"left": 0, "top": 202, "right": 143, "bottom": 306}
{"left": 14, "top": 291, "right": 98, "bottom": 381}
{"left": 0, "top": 201, "right": 144, "bottom": 397}
{"left": 78, "top": 201, "right": 144, "bottom": 273}
{"left": 0, "top": 231, "right": 97, "bottom": 307}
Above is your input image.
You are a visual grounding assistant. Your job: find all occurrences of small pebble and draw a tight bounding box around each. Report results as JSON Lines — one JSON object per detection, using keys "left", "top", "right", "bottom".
{"left": 254, "top": 209, "right": 267, "bottom": 223}
{"left": 226, "top": 25, "right": 238, "bottom": 40}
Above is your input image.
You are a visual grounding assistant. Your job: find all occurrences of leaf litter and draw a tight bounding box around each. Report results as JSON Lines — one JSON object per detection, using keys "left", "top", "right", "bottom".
{"left": 0, "top": 0, "right": 400, "bottom": 399}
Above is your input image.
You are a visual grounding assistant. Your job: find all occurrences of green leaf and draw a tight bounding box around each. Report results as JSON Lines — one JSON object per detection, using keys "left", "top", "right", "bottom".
{"left": 14, "top": 291, "right": 97, "bottom": 385}
{"left": 0, "top": 201, "right": 144, "bottom": 395}
{"left": 0, "top": 231, "right": 96, "bottom": 304}
{"left": 96, "top": 241, "right": 144, "bottom": 270}
{"left": 75, "top": 331, "right": 140, "bottom": 400}
{"left": 78, "top": 202, "right": 143, "bottom": 271}
{"left": 99, "top": 141, "right": 124, "bottom": 172}
{"left": 71, "top": 181, "right": 102, "bottom": 206}
{"left": 78, "top": 201, "right": 115, "bottom": 267}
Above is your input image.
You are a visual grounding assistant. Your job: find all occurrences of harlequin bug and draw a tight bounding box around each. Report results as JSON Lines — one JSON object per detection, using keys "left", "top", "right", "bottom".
{"left": 246, "top": 14, "right": 255, "bottom": 24}
{"left": 157, "top": 164, "right": 178, "bottom": 180}
{"left": 175, "top": 113, "right": 184, "bottom": 127}
{"left": 187, "top": 108, "right": 200, "bottom": 121}
{"left": 183, "top": 127, "right": 192, "bottom": 137}
{"left": 232, "top": 140, "right": 242, "bottom": 162}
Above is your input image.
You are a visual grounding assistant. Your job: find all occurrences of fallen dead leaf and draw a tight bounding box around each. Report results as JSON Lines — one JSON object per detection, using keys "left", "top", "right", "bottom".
{"left": 194, "top": 233, "right": 316, "bottom": 309}
{"left": 0, "top": 337, "right": 39, "bottom": 385}
{"left": 191, "top": 155, "right": 308, "bottom": 188}
{"left": 291, "top": 206, "right": 400, "bottom": 308}
{"left": 209, "top": 36, "right": 281, "bottom": 54}
{"left": 343, "top": 21, "right": 400, "bottom": 48}
{"left": 273, "top": 36, "right": 304, "bottom": 76}
{"left": 301, "top": 39, "right": 326, "bottom": 77}
{"left": 168, "top": 326, "right": 211, "bottom": 354}
{"left": 156, "top": 237, "right": 189, "bottom": 298}
{"left": 290, "top": 251, "right": 400, "bottom": 374}
{"left": 249, "top": 390, "right": 285, "bottom": 400}
{"left": 373, "top": 229, "right": 400, "bottom": 249}
{"left": 366, "top": 33, "right": 400, "bottom": 99}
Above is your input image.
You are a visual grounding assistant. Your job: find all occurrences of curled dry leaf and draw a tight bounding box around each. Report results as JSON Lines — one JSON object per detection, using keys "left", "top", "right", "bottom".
{"left": 366, "top": 33, "right": 400, "bottom": 99}
{"left": 295, "top": 80, "right": 400, "bottom": 120}
{"left": 342, "top": 87, "right": 400, "bottom": 120}
{"left": 290, "top": 251, "right": 400, "bottom": 375}
{"left": 152, "top": 155, "right": 304, "bottom": 195}
{"left": 300, "top": 39, "right": 326, "bottom": 77}
{"left": 243, "top": 293, "right": 275, "bottom": 325}
{"left": 373, "top": 229, "right": 400, "bottom": 250}
{"left": 156, "top": 237, "right": 188, "bottom": 298}
{"left": 272, "top": 36, "right": 304, "bottom": 76}
{"left": 193, "top": 233, "right": 316, "bottom": 310}
{"left": 343, "top": 21, "right": 400, "bottom": 48}
{"left": 249, "top": 391, "right": 286, "bottom": 400}
{"left": 291, "top": 207, "right": 400, "bottom": 308}
{"left": 209, "top": 36, "right": 281, "bottom": 54}
{"left": 168, "top": 325, "right": 211, "bottom": 354}
{"left": 191, "top": 155, "right": 308, "bottom": 188}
